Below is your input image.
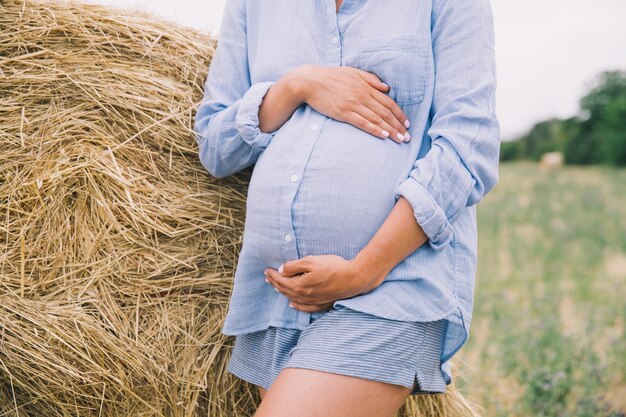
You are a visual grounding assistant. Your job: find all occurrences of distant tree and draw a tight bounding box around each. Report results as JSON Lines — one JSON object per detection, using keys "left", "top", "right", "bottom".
{"left": 502, "top": 70, "right": 626, "bottom": 166}
{"left": 565, "top": 70, "right": 626, "bottom": 165}
{"left": 500, "top": 118, "right": 577, "bottom": 162}
{"left": 500, "top": 139, "right": 523, "bottom": 161}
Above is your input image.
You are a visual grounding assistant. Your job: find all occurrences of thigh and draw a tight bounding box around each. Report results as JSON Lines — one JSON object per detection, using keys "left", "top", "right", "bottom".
{"left": 253, "top": 367, "right": 412, "bottom": 417}
{"left": 257, "top": 386, "right": 267, "bottom": 401}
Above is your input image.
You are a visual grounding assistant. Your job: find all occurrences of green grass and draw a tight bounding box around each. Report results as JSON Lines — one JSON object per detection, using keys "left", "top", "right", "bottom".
{"left": 457, "top": 161, "right": 626, "bottom": 417}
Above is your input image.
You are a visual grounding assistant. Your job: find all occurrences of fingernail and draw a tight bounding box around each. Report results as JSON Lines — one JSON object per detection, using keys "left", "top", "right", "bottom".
{"left": 396, "top": 132, "right": 404, "bottom": 141}
{"left": 288, "top": 303, "right": 295, "bottom": 308}
{"left": 274, "top": 287, "right": 280, "bottom": 292}
{"left": 381, "top": 82, "right": 389, "bottom": 88}
{"left": 404, "top": 132, "right": 411, "bottom": 142}
{"left": 265, "top": 278, "right": 270, "bottom": 284}
{"left": 404, "top": 119, "right": 411, "bottom": 129}
{"left": 263, "top": 270, "right": 268, "bottom": 277}
{"left": 381, "top": 129, "right": 389, "bottom": 137}
{"left": 278, "top": 264, "right": 284, "bottom": 274}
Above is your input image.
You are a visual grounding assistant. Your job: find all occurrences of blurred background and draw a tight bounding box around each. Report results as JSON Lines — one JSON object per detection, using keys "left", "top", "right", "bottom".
{"left": 83, "top": 0, "right": 626, "bottom": 415}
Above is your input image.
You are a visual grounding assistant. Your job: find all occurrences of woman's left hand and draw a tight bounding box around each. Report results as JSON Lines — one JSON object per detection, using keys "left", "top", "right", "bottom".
{"left": 263, "top": 254, "right": 384, "bottom": 313}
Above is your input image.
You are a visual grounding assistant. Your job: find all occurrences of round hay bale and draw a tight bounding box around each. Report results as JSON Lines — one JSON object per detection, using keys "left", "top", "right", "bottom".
{"left": 0, "top": 0, "right": 482, "bottom": 415}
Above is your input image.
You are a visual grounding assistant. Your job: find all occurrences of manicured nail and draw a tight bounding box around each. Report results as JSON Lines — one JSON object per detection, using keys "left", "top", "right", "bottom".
{"left": 404, "top": 132, "right": 411, "bottom": 142}
{"left": 288, "top": 303, "right": 295, "bottom": 308}
{"left": 274, "top": 287, "right": 280, "bottom": 292}
{"left": 381, "top": 82, "right": 389, "bottom": 88}
{"left": 278, "top": 264, "right": 284, "bottom": 274}
{"left": 265, "top": 278, "right": 270, "bottom": 284}
{"left": 381, "top": 129, "right": 389, "bottom": 138}
{"left": 263, "top": 270, "right": 268, "bottom": 277}
{"left": 404, "top": 119, "right": 411, "bottom": 129}
{"left": 396, "top": 132, "right": 404, "bottom": 141}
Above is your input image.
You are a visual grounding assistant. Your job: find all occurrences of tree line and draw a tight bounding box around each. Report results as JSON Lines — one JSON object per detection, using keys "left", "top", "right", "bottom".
{"left": 500, "top": 70, "right": 626, "bottom": 166}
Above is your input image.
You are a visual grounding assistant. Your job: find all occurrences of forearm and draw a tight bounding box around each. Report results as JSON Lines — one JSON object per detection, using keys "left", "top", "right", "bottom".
{"left": 258, "top": 68, "right": 307, "bottom": 133}
{"left": 351, "top": 196, "right": 428, "bottom": 289}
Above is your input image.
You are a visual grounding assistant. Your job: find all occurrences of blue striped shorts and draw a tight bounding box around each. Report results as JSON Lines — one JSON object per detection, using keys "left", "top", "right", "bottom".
{"left": 226, "top": 304, "right": 449, "bottom": 395}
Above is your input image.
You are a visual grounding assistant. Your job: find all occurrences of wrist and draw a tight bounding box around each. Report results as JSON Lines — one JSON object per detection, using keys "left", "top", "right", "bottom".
{"left": 349, "top": 249, "right": 391, "bottom": 292}
{"left": 286, "top": 64, "right": 314, "bottom": 105}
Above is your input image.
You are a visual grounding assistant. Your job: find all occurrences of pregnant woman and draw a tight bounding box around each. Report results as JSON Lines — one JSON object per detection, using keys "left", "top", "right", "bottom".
{"left": 194, "top": 0, "right": 500, "bottom": 416}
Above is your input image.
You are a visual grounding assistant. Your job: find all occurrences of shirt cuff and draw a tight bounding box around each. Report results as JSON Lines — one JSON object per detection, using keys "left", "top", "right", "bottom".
{"left": 393, "top": 178, "right": 454, "bottom": 250}
{"left": 235, "top": 81, "right": 277, "bottom": 150}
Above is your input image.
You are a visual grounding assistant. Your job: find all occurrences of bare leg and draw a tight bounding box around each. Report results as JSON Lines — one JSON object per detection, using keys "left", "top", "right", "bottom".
{"left": 257, "top": 385, "right": 267, "bottom": 401}
{"left": 253, "top": 367, "right": 412, "bottom": 417}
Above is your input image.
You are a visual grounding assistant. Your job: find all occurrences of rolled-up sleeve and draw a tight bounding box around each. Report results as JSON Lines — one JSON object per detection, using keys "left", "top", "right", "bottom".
{"left": 393, "top": 0, "right": 501, "bottom": 250}
{"left": 193, "top": 0, "right": 277, "bottom": 179}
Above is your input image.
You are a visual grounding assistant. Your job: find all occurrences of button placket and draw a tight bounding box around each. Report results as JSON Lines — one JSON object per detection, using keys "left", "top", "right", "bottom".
{"left": 280, "top": 114, "right": 324, "bottom": 262}
{"left": 279, "top": 113, "right": 326, "bottom": 327}
{"left": 322, "top": 0, "right": 342, "bottom": 66}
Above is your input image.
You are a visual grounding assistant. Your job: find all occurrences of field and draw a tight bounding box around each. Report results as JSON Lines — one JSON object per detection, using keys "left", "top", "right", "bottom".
{"left": 457, "top": 162, "right": 626, "bottom": 416}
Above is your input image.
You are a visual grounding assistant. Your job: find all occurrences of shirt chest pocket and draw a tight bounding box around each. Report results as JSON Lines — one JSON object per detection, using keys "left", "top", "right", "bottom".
{"left": 351, "top": 34, "right": 429, "bottom": 106}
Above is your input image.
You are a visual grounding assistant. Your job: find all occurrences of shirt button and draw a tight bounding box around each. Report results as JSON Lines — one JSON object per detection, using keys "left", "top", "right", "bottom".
{"left": 290, "top": 174, "right": 298, "bottom": 182}
{"left": 284, "top": 233, "right": 292, "bottom": 242}
{"left": 331, "top": 36, "right": 339, "bottom": 45}
{"left": 310, "top": 124, "right": 319, "bottom": 131}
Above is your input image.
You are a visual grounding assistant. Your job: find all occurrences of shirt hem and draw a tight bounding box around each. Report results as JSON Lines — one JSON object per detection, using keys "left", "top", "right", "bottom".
{"left": 222, "top": 319, "right": 307, "bottom": 336}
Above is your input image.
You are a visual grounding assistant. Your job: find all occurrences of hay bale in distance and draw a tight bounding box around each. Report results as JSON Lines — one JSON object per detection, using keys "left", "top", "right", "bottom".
{"left": 540, "top": 151, "right": 564, "bottom": 170}
{"left": 0, "top": 0, "right": 481, "bottom": 415}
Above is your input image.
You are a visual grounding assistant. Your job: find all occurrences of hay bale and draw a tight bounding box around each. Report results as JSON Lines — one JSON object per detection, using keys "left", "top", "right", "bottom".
{"left": 540, "top": 151, "right": 564, "bottom": 170}
{"left": 0, "top": 0, "right": 481, "bottom": 415}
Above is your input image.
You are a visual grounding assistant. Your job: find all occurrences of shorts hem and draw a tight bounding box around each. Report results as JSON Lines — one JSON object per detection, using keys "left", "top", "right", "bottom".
{"left": 227, "top": 355, "right": 271, "bottom": 391}
{"left": 282, "top": 363, "right": 446, "bottom": 396}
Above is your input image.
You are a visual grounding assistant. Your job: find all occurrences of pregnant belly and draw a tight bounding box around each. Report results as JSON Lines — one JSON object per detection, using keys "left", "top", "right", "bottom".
{"left": 246, "top": 120, "right": 417, "bottom": 261}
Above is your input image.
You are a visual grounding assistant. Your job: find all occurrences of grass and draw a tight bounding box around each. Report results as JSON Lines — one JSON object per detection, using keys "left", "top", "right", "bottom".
{"left": 457, "top": 161, "right": 626, "bottom": 416}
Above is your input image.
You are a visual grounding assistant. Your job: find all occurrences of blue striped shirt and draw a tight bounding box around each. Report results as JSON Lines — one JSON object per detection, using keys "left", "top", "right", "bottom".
{"left": 194, "top": 0, "right": 500, "bottom": 384}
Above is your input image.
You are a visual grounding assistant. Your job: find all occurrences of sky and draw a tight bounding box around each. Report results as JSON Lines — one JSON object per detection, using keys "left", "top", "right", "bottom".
{"left": 84, "top": 0, "right": 626, "bottom": 140}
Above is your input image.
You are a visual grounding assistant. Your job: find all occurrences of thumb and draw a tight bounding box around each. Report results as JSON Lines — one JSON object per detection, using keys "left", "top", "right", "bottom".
{"left": 280, "top": 259, "right": 309, "bottom": 277}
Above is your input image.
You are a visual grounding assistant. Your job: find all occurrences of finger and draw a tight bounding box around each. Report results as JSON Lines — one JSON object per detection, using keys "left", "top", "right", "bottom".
{"left": 365, "top": 95, "right": 410, "bottom": 142}
{"left": 267, "top": 269, "right": 324, "bottom": 305}
{"left": 280, "top": 258, "right": 311, "bottom": 277}
{"left": 356, "top": 97, "right": 408, "bottom": 143}
{"left": 343, "top": 111, "right": 391, "bottom": 140}
{"left": 288, "top": 301, "right": 321, "bottom": 312}
{"left": 357, "top": 69, "right": 390, "bottom": 93}
{"left": 370, "top": 89, "right": 412, "bottom": 133}
{"left": 289, "top": 301, "right": 330, "bottom": 313}
{"left": 264, "top": 268, "right": 301, "bottom": 298}
{"left": 350, "top": 106, "right": 404, "bottom": 144}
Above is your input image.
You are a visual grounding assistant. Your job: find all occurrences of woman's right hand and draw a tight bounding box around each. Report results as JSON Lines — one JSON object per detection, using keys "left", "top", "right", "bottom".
{"left": 290, "top": 64, "right": 411, "bottom": 144}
